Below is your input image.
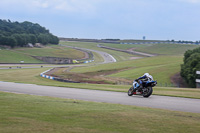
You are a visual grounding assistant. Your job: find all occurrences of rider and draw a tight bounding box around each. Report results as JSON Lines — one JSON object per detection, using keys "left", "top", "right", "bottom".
{"left": 134, "top": 73, "right": 153, "bottom": 90}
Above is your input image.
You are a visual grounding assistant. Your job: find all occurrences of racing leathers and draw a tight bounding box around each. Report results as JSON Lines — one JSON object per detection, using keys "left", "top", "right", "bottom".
{"left": 135, "top": 73, "right": 153, "bottom": 90}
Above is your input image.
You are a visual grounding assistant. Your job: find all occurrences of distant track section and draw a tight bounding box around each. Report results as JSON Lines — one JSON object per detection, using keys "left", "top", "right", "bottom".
{"left": 97, "top": 44, "right": 156, "bottom": 57}
{"left": 60, "top": 44, "right": 117, "bottom": 64}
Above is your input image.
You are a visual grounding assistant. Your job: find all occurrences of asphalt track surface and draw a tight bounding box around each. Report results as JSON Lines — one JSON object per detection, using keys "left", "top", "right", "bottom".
{"left": 0, "top": 81, "right": 200, "bottom": 113}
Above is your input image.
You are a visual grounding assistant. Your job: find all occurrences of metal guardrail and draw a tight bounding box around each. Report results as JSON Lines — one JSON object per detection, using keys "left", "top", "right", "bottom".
{"left": 40, "top": 68, "right": 80, "bottom": 83}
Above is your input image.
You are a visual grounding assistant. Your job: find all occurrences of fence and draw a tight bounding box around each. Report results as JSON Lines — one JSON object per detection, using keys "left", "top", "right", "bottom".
{"left": 196, "top": 71, "right": 200, "bottom": 88}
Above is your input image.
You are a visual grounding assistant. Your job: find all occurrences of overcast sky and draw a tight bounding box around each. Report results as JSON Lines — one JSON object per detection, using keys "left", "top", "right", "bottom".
{"left": 0, "top": 0, "right": 200, "bottom": 41}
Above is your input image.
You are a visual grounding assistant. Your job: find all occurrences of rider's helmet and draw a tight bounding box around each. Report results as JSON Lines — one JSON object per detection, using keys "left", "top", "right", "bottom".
{"left": 144, "top": 73, "right": 150, "bottom": 77}
{"left": 144, "top": 73, "right": 153, "bottom": 81}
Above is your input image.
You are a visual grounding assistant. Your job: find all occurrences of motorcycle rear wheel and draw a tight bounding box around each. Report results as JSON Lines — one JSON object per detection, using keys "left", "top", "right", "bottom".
{"left": 143, "top": 87, "right": 153, "bottom": 97}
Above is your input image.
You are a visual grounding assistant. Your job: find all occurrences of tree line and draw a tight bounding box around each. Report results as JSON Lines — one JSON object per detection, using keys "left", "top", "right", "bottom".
{"left": 0, "top": 19, "right": 59, "bottom": 48}
{"left": 181, "top": 47, "right": 200, "bottom": 87}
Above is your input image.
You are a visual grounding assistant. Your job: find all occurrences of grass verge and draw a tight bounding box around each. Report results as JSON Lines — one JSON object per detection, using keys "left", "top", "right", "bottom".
{"left": 71, "top": 55, "right": 183, "bottom": 85}
{"left": 0, "top": 92, "right": 200, "bottom": 133}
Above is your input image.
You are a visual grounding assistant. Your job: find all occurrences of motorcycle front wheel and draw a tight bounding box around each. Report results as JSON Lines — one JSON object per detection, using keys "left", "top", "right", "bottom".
{"left": 143, "top": 87, "right": 153, "bottom": 97}
{"left": 128, "top": 87, "right": 134, "bottom": 96}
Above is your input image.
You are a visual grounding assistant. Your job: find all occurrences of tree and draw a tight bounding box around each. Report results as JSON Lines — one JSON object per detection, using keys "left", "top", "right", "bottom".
{"left": 181, "top": 47, "right": 200, "bottom": 87}
{"left": 8, "top": 37, "right": 17, "bottom": 48}
{"left": 0, "top": 19, "right": 59, "bottom": 47}
{"left": 29, "top": 34, "right": 37, "bottom": 44}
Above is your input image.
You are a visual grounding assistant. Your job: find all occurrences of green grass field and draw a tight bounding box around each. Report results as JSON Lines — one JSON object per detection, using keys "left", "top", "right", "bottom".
{"left": 0, "top": 45, "right": 86, "bottom": 63}
{"left": 136, "top": 43, "right": 199, "bottom": 55}
{"left": 102, "top": 43, "right": 152, "bottom": 50}
{"left": 14, "top": 45, "right": 85, "bottom": 58}
{"left": 0, "top": 50, "right": 44, "bottom": 63}
{"left": 97, "top": 42, "right": 199, "bottom": 55}
{"left": 0, "top": 92, "right": 200, "bottom": 133}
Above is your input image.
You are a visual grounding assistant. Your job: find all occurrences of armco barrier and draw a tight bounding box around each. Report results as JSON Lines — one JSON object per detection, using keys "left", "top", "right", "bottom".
{"left": 40, "top": 68, "right": 80, "bottom": 83}
{"left": 40, "top": 68, "right": 55, "bottom": 80}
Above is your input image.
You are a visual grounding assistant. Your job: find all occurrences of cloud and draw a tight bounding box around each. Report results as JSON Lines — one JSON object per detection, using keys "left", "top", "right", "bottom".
{"left": 179, "top": 0, "right": 200, "bottom": 3}
{"left": 32, "top": 0, "right": 49, "bottom": 8}
{"left": 0, "top": 0, "right": 99, "bottom": 14}
{"left": 54, "top": 0, "right": 97, "bottom": 13}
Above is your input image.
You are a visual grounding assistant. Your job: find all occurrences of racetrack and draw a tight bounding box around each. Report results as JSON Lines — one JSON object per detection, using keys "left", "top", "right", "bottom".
{"left": 0, "top": 45, "right": 116, "bottom": 70}
{"left": 60, "top": 44, "right": 117, "bottom": 63}
{"left": 0, "top": 81, "right": 200, "bottom": 113}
